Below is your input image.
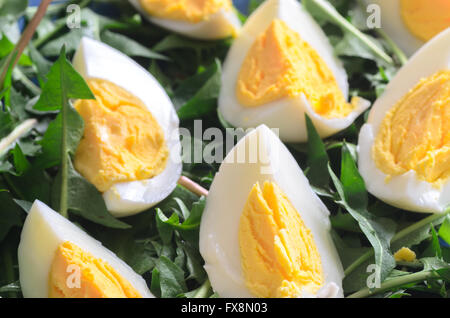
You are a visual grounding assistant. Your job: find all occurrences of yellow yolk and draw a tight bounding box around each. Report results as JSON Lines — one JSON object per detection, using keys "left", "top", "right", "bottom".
{"left": 373, "top": 70, "right": 450, "bottom": 187}
{"left": 139, "top": 0, "right": 232, "bottom": 23}
{"left": 236, "top": 19, "right": 358, "bottom": 119}
{"left": 238, "top": 181, "right": 324, "bottom": 298}
{"left": 48, "top": 241, "right": 141, "bottom": 298}
{"left": 400, "top": 0, "right": 450, "bottom": 42}
{"left": 74, "top": 79, "right": 168, "bottom": 193}
{"left": 394, "top": 247, "right": 417, "bottom": 263}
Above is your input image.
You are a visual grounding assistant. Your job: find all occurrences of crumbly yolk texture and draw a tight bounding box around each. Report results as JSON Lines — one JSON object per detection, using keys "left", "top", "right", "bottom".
{"left": 238, "top": 181, "right": 324, "bottom": 298}
{"left": 394, "top": 247, "right": 417, "bottom": 263}
{"left": 400, "top": 0, "right": 450, "bottom": 42}
{"left": 74, "top": 79, "right": 169, "bottom": 193}
{"left": 139, "top": 0, "right": 232, "bottom": 23}
{"left": 236, "top": 19, "right": 358, "bottom": 119}
{"left": 372, "top": 70, "right": 450, "bottom": 187}
{"left": 48, "top": 241, "right": 141, "bottom": 298}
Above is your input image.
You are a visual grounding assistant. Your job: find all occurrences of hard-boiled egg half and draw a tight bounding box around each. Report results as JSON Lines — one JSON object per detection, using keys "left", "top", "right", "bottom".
{"left": 18, "top": 200, "right": 153, "bottom": 298}
{"left": 363, "top": 0, "right": 450, "bottom": 56}
{"left": 72, "top": 37, "right": 182, "bottom": 217}
{"left": 358, "top": 28, "right": 450, "bottom": 213}
{"left": 219, "top": 0, "right": 370, "bottom": 143}
{"left": 128, "top": 0, "right": 241, "bottom": 40}
{"left": 199, "top": 125, "right": 344, "bottom": 298}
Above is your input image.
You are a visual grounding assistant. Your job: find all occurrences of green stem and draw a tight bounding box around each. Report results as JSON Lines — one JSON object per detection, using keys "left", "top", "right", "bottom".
{"left": 375, "top": 29, "right": 408, "bottom": 66}
{"left": 0, "top": 118, "right": 38, "bottom": 157}
{"left": 193, "top": 279, "right": 212, "bottom": 298}
{"left": 347, "top": 270, "right": 436, "bottom": 298}
{"left": 344, "top": 209, "right": 450, "bottom": 277}
{"left": 305, "top": 0, "right": 393, "bottom": 65}
{"left": 59, "top": 66, "right": 69, "bottom": 219}
{"left": 396, "top": 261, "right": 423, "bottom": 269}
{"left": 355, "top": 0, "right": 408, "bottom": 66}
{"left": 13, "top": 68, "right": 41, "bottom": 95}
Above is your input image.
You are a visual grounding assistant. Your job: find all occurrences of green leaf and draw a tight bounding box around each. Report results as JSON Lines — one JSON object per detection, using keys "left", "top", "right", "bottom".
{"left": 52, "top": 158, "right": 130, "bottom": 229}
{"left": 156, "top": 208, "right": 178, "bottom": 244}
{"left": 176, "top": 238, "right": 206, "bottom": 283}
{"left": 391, "top": 214, "right": 448, "bottom": 252}
{"left": 40, "top": 8, "right": 128, "bottom": 56}
{"left": 329, "top": 148, "right": 396, "bottom": 284}
{"left": 334, "top": 32, "right": 385, "bottom": 63}
{"left": 150, "top": 267, "right": 161, "bottom": 297}
{"left": 248, "top": 0, "right": 264, "bottom": 14}
{"left": 174, "top": 60, "right": 222, "bottom": 120}
{"left": 34, "top": 105, "right": 84, "bottom": 169}
{"left": 305, "top": 114, "right": 329, "bottom": 188}
{"left": 101, "top": 30, "right": 168, "bottom": 61}
{"left": 11, "top": 144, "right": 30, "bottom": 175}
{"left": 0, "top": 34, "right": 32, "bottom": 66}
{"left": 340, "top": 143, "right": 367, "bottom": 210}
{"left": 33, "top": 47, "right": 94, "bottom": 112}
{"left": 439, "top": 215, "right": 450, "bottom": 245}
{"left": 0, "top": 0, "right": 27, "bottom": 18}
{"left": 13, "top": 199, "right": 32, "bottom": 213}
{"left": 330, "top": 209, "right": 361, "bottom": 233}
{"left": 302, "top": 0, "right": 393, "bottom": 65}
{"left": 431, "top": 226, "right": 442, "bottom": 259}
{"left": 153, "top": 34, "right": 223, "bottom": 52}
{"left": 29, "top": 45, "right": 52, "bottom": 84}
{"left": 156, "top": 256, "right": 187, "bottom": 298}
{"left": 128, "top": 242, "right": 156, "bottom": 275}
{"left": 34, "top": 47, "right": 94, "bottom": 220}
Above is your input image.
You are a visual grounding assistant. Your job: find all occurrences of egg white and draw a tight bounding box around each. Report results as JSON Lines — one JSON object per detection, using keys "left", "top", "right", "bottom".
{"left": 218, "top": 0, "right": 370, "bottom": 143}
{"left": 363, "top": 0, "right": 445, "bottom": 56}
{"left": 73, "top": 37, "right": 182, "bottom": 217}
{"left": 18, "top": 200, "right": 153, "bottom": 298}
{"left": 199, "top": 125, "right": 344, "bottom": 298}
{"left": 128, "top": 0, "right": 241, "bottom": 40}
{"left": 357, "top": 28, "right": 450, "bottom": 213}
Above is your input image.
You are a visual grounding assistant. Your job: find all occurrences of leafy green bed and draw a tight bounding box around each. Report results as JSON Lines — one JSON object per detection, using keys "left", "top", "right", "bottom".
{"left": 0, "top": 0, "right": 449, "bottom": 298}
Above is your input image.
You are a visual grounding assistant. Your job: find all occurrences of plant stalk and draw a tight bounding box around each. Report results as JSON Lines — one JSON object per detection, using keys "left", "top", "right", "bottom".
{"left": 178, "top": 176, "right": 209, "bottom": 197}
{"left": 59, "top": 67, "right": 69, "bottom": 219}
{"left": 0, "top": 118, "right": 37, "bottom": 157}
{"left": 0, "top": 0, "right": 53, "bottom": 86}
{"left": 347, "top": 270, "right": 436, "bottom": 298}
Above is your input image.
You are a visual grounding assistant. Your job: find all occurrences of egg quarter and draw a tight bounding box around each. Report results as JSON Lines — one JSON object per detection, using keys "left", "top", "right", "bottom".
{"left": 218, "top": 0, "right": 370, "bottom": 142}
{"left": 199, "top": 125, "right": 344, "bottom": 298}
{"left": 358, "top": 28, "right": 450, "bottom": 213}
{"left": 128, "top": 0, "right": 242, "bottom": 40}
{"left": 18, "top": 200, "right": 154, "bottom": 298}
{"left": 72, "top": 37, "right": 182, "bottom": 217}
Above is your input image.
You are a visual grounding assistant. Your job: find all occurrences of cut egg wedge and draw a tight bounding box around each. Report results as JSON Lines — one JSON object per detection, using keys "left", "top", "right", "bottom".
{"left": 129, "top": 0, "right": 241, "bottom": 40}
{"left": 358, "top": 28, "right": 450, "bottom": 213}
{"left": 72, "top": 37, "right": 182, "bottom": 217}
{"left": 18, "top": 200, "right": 153, "bottom": 298}
{"left": 219, "top": 0, "right": 370, "bottom": 142}
{"left": 199, "top": 125, "right": 344, "bottom": 298}
{"left": 363, "top": 0, "right": 450, "bottom": 56}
